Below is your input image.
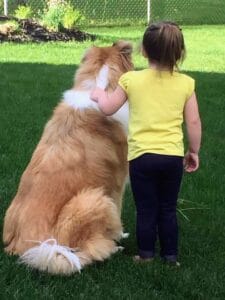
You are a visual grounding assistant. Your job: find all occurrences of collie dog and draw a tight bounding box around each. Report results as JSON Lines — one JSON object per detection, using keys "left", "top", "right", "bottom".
{"left": 3, "top": 41, "right": 133, "bottom": 275}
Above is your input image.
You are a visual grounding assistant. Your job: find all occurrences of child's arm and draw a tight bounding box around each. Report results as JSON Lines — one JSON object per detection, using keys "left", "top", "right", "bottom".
{"left": 184, "top": 92, "right": 202, "bottom": 172}
{"left": 90, "top": 86, "right": 127, "bottom": 115}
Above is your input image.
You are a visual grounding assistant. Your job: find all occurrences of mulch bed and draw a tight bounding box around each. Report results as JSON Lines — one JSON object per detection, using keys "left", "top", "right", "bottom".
{"left": 0, "top": 16, "right": 96, "bottom": 43}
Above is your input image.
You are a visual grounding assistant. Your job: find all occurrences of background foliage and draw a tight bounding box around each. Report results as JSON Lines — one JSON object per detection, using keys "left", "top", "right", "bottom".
{"left": 1, "top": 0, "right": 225, "bottom": 26}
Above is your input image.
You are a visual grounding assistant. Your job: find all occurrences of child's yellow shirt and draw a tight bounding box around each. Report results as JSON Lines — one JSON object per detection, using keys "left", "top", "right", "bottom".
{"left": 118, "top": 69, "right": 195, "bottom": 161}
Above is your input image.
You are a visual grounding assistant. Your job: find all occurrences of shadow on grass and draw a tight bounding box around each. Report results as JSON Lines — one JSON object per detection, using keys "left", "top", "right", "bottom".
{"left": 1, "top": 62, "right": 225, "bottom": 299}
{"left": 1, "top": 62, "right": 225, "bottom": 201}
{"left": 0, "top": 62, "right": 78, "bottom": 216}
{"left": 1, "top": 62, "right": 224, "bottom": 130}
{"left": 0, "top": 62, "right": 78, "bottom": 138}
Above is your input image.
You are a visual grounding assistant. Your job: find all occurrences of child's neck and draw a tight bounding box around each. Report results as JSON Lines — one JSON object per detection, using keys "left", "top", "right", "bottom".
{"left": 149, "top": 62, "right": 171, "bottom": 72}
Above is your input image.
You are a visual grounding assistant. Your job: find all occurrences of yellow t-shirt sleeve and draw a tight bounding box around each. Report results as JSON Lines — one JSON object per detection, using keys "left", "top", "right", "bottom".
{"left": 186, "top": 77, "right": 195, "bottom": 100}
{"left": 118, "top": 72, "right": 131, "bottom": 93}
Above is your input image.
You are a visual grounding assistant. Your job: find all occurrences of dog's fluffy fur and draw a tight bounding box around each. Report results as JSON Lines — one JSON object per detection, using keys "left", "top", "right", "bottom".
{"left": 3, "top": 41, "right": 133, "bottom": 275}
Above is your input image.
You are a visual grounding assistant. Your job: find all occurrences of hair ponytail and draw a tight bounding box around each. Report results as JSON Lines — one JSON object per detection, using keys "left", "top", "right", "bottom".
{"left": 142, "top": 21, "right": 186, "bottom": 72}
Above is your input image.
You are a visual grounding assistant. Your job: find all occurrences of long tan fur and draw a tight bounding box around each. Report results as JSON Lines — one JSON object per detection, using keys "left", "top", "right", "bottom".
{"left": 3, "top": 41, "right": 133, "bottom": 275}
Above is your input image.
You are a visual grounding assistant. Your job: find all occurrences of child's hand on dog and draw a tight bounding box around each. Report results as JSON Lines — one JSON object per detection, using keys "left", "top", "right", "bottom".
{"left": 91, "top": 87, "right": 104, "bottom": 102}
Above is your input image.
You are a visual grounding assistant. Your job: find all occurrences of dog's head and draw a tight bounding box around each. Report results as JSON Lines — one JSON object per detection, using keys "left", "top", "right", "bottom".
{"left": 74, "top": 41, "right": 133, "bottom": 91}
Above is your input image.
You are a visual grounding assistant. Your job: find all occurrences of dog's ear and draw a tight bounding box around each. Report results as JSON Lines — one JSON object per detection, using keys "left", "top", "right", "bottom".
{"left": 81, "top": 47, "right": 96, "bottom": 62}
{"left": 113, "top": 40, "right": 133, "bottom": 71}
{"left": 81, "top": 48, "right": 90, "bottom": 63}
{"left": 113, "top": 40, "right": 133, "bottom": 55}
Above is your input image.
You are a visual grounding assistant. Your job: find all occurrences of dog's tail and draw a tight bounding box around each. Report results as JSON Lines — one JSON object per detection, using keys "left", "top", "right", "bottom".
{"left": 19, "top": 188, "right": 122, "bottom": 275}
{"left": 19, "top": 238, "right": 82, "bottom": 275}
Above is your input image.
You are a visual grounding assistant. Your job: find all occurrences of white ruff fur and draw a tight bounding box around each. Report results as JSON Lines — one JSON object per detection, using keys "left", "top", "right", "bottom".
{"left": 95, "top": 64, "right": 109, "bottom": 89}
{"left": 63, "top": 65, "right": 129, "bottom": 133}
{"left": 20, "top": 239, "right": 81, "bottom": 275}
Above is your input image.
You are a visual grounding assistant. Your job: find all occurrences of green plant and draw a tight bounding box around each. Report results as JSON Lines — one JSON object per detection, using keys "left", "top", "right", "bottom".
{"left": 41, "top": 2, "right": 85, "bottom": 31}
{"left": 41, "top": 3, "right": 65, "bottom": 31}
{"left": 62, "top": 5, "right": 85, "bottom": 29}
{"left": 14, "top": 5, "right": 33, "bottom": 19}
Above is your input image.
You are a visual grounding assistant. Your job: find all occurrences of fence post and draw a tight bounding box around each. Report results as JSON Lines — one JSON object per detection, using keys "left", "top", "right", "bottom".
{"left": 4, "top": 0, "right": 8, "bottom": 16}
{"left": 147, "top": 0, "right": 151, "bottom": 24}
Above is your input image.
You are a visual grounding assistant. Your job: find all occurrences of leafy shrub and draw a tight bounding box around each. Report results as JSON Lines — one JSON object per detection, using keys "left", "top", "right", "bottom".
{"left": 41, "top": 1, "right": 85, "bottom": 31}
{"left": 62, "top": 5, "right": 85, "bottom": 29}
{"left": 41, "top": 4, "right": 65, "bottom": 31}
{"left": 14, "top": 5, "right": 33, "bottom": 19}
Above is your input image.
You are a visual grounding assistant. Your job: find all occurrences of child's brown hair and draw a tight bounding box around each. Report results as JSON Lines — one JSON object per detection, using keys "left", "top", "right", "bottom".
{"left": 142, "top": 21, "right": 186, "bottom": 72}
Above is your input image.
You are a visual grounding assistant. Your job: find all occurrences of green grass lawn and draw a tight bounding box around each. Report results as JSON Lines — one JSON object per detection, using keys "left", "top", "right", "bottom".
{"left": 0, "top": 25, "right": 225, "bottom": 299}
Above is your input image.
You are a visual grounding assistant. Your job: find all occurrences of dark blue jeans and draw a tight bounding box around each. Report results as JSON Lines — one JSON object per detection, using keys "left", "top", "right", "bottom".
{"left": 129, "top": 153, "right": 183, "bottom": 259}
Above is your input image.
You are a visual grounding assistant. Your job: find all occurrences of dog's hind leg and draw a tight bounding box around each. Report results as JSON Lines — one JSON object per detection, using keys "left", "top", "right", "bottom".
{"left": 54, "top": 188, "right": 123, "bottom": 269}
{"left": 18, "top": 188, "right": 122, "bottom": 275}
